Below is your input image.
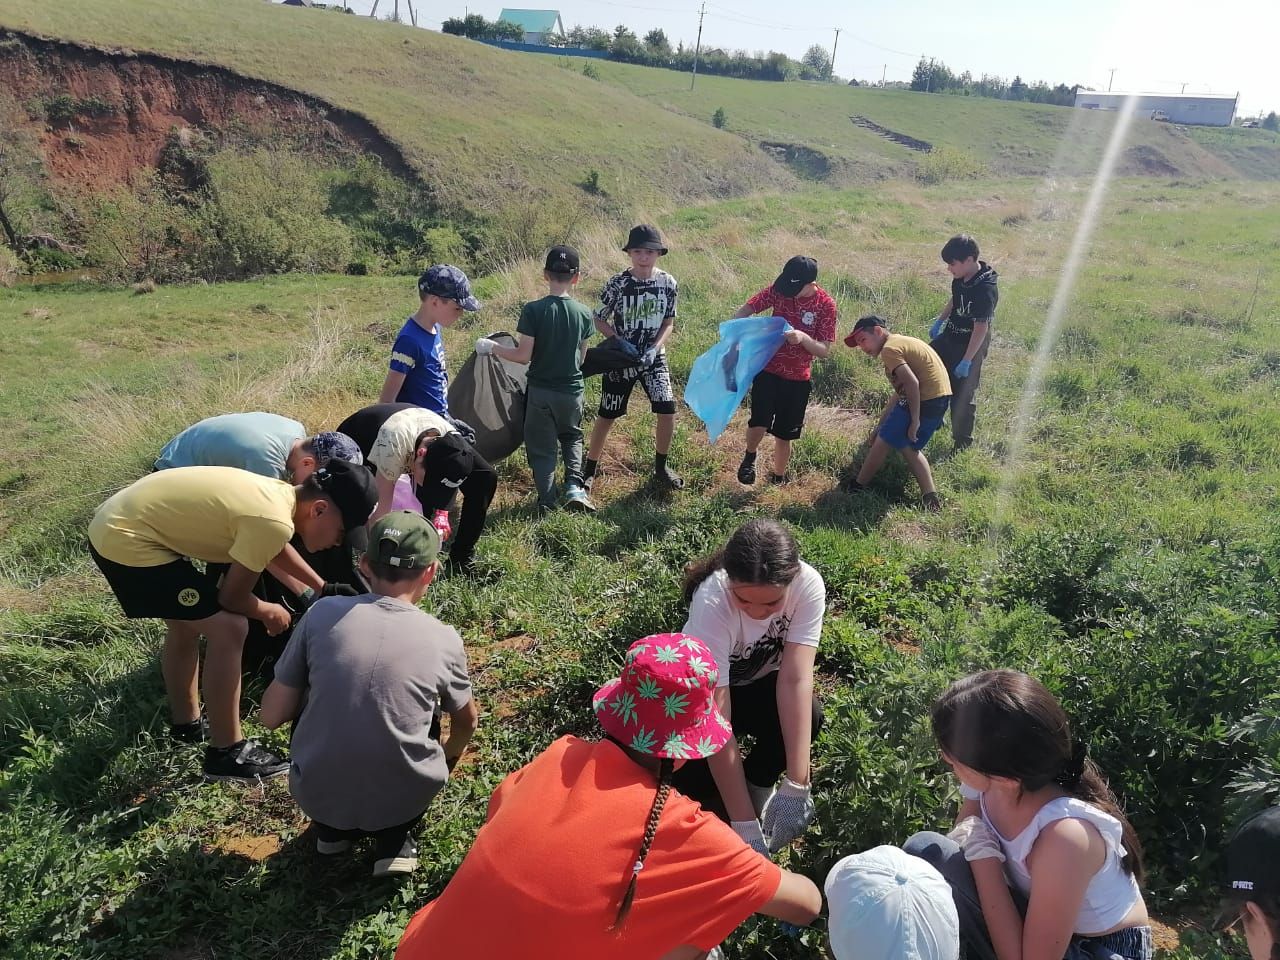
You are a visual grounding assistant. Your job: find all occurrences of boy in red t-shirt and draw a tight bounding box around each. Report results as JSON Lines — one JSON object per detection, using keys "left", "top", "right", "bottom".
{"left": 730, "top": 257, "right": 838, "bottom": 484}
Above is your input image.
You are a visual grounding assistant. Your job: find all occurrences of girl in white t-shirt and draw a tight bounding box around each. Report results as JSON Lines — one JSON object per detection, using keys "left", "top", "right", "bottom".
{"left": 905, "top": 670, "right": 1152, "bottom": 960}
{"left": 673, "top": 518, "right": 825, "bottom": 857}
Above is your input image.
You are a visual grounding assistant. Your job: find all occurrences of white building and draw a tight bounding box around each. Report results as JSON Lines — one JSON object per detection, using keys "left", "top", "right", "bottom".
{"left": 1074, "top": 91, "right": 1238, "bottom": 127}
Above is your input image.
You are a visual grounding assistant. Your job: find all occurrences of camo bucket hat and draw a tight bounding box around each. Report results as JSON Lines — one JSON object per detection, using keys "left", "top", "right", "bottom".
{"left": 593, "top": 633, "right": 731, "bottom": 760}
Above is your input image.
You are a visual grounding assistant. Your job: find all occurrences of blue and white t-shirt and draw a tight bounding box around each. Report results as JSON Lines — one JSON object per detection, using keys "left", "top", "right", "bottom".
{"left": 390, "top": 317, "right": 449, "bottom": 415}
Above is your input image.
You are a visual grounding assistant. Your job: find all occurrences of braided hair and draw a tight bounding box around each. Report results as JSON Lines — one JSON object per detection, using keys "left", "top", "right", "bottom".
{"left": 612, "top": 757, "right": 676, "bottom": 931}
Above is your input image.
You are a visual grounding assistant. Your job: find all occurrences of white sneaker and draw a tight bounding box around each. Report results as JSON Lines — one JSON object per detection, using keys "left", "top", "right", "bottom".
{"left": 563, "top": 484, "right": 596, "bottom": 513}
{"left": 372, "top": 838, "right": 419, "bottom": 877}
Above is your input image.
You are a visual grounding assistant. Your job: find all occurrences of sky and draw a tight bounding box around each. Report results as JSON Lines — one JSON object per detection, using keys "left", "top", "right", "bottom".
{"left": 326, "top": 0, "right": 1279, "bottom": 115}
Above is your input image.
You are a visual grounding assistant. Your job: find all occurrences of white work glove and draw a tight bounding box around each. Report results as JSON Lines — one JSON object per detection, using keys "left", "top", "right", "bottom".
{"left": 761, "top": 776, "right": 815, "bottom": 852}
{"left": 640, "top": 346, "right": 659, "bottom": 369}
{"left": 731, "top": 819, "right": 770, "bottom": 857}
{"left": 474, "top": 337, "right": 495, "bottom": 357}
{"left": 947, "top": 815, "right": 1006, "bottom": 862}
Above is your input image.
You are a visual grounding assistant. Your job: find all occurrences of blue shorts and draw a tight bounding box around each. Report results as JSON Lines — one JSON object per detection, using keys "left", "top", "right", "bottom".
{"left": 880, "top": 396, "right": 949, "bottom": 450}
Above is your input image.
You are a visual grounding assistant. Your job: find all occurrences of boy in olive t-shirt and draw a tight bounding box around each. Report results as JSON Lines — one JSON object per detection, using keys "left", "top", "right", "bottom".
{"left": 480, "top": 245, "right": 596, "bottom": 513}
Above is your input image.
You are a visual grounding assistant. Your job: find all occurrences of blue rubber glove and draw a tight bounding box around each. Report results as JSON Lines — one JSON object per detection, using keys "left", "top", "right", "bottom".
{"left": 954, "top": 358, "right": 972, "bottom": 378}
{"left": 930, "top": 316, "right": 947, "bottom": 339}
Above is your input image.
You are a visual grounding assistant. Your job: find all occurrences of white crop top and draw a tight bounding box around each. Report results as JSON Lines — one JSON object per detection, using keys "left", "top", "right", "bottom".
{"left": 961, "top": 785, "right": 1141, "bottom": 934}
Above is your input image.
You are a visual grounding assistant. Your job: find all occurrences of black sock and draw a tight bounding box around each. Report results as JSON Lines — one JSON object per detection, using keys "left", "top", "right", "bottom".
{"left": 583, "top": 458, "right": 598, "bottom": 479}
{"left": 655, "top": 453, "right": 669, "bottom": 472}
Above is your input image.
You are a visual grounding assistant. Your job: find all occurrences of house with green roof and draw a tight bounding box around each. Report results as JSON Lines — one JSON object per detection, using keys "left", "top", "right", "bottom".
{"left": 497, "top": 8, "right": 565, "bottom": 45}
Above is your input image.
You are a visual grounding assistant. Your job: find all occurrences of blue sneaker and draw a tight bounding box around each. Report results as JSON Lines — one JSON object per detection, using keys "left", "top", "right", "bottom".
{"left": 563, "top": 484, "right": 596, "bottom": 513}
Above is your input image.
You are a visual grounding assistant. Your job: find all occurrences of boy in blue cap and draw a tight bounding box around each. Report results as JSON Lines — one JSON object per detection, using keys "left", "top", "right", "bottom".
{"left": 379, "top": 265, "right": 480, "bottom": 416}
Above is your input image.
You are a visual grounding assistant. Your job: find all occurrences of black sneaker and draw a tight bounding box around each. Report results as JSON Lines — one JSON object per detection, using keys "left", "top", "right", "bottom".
{"left": 170, "top": 716, "right": 208, "bottom": 744}
{"left": 202, "top": 739, "right": 289, "bottom": 783}
{"left": 839, "top": 476, "right": 867, "bottom": 493}
{"left": 737, "top": 456, "right": 757, "bottom": 485}
{"left": 372, "top": 837, "right": 419, "bottom": 877}
{"left": 768, "top": 472, "right": 791, "bottom": 486}
{"left": 654, "top": 464, "right": 684, "bottom": 490}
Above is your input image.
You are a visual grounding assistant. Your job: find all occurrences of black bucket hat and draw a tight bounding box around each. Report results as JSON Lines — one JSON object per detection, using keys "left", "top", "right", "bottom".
{"left": 622, "top": 224, "right": 668, "bottom": 255}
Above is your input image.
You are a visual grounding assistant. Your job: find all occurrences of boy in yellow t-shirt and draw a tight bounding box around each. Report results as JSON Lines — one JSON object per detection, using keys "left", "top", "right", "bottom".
{"left": 841, "top": 315, "right": 952, "bottom": 511}
{"left": 87, "top": 462, "right": 377, "bottom": 782}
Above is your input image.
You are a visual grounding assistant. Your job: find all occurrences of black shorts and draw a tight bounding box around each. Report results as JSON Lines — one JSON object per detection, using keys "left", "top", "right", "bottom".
{"left": 597, "top": 352, "right": 677, "bottom": 419}
{"left": 89, "top": 544, "right": 224, "bottom": 621}
{"left": 748, "top": 371, "right": 812, "bottom": 441}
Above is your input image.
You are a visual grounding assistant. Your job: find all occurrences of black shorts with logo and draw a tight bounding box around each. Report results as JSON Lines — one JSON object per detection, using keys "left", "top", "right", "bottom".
{"left": 748, "top": 371, "right": 812, "bottom": 441}
{"left": 89, "top": 544, "right": 224, "bottom": 621}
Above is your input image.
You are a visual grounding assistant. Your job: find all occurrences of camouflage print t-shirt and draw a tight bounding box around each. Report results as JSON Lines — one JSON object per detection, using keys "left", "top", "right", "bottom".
{"left": 593, "top": 268, "right": 679, "bottom": 352}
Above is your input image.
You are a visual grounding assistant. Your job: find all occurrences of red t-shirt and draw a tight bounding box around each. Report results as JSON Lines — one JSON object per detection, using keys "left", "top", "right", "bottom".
{"left": 396, "top": 737, "right": 782, "bottom": 959}
{"left": 745, "top": 284, "right": 838, "bottom": 381}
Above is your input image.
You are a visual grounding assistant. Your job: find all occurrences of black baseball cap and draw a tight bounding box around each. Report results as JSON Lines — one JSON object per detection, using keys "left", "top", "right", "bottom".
{"left": 773, "top": 256, "right": 818, "bottom": 297}
{"left": 1224, "top": 806, "right": 1280, "bottom": 899}
{"left": 622, "top": 224, "right": 668, "bottom": 255}
{"left": 844, "top": 314, "right": 888, "bottom": 346}
{"left": 545, "top": 245, "right": 580, "bottom": 275}
{"left": 311, "top": 459, "right": 378, "bottom": 531}
{"left": 415, "top": 434, "right": 476, "bottom": 513}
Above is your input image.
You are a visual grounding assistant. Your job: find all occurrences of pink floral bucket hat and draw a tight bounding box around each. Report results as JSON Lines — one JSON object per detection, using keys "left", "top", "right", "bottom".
{"left": 593, "top": 633, "right": 732, "bottom": 760}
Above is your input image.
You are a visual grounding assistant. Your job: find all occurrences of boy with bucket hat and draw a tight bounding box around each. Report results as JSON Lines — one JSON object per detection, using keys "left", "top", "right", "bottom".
{"left": 583, "top": 224, "right": 685, "bottom": 492}
{"left": 379, "top": 264, "right": 481, "bottom": 416}
{"left": 261, "top": 510, "right": 478, "bottom": 878}
{"left": 395, "top": 634, "right": 822, "bottom": 959}
{"left": 729, "top": 255, "right": 838, "bottom": 485}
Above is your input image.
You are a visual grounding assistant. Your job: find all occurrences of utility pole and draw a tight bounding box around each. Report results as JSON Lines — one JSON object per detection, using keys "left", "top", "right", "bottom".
{"left": 690, "top": 1, "right": 706, "bottom": 90}
{"left": 830, "top": 28, "right": 840, "bottom": 80}
{"left": 1180, "top": 82, "right": 1187, "bottom": 94}
{"left": 1108, "top": 67, "right": 1116, "bottom": 92}
{"left": 881, "top": 63, "right": 887, "bottom": 85}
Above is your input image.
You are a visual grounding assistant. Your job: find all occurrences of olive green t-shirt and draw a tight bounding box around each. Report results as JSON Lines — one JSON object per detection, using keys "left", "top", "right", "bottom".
{"left": 879, "top": 334, "right": 952, "bottom": 403}
{"left": 517, "top": 295, "right": 594, "bottom": 394}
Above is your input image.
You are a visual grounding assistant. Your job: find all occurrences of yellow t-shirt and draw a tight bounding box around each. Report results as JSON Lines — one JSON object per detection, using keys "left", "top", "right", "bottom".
{"left": 88, "top": 467, "right": 296, "bottom": 570}
{"left": 879, "top": 334, "right": 952, "bottom": 402}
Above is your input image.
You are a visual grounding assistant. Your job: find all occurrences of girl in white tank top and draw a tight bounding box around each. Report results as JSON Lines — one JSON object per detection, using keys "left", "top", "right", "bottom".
{"left": 916, "top": 670, "right": 1152, "bottom": 960}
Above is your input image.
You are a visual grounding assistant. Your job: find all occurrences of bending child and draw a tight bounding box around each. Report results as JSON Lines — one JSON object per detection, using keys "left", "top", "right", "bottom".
{"left": 395, "top": 634, "right": 821, "bottom": 959}
{"left": 730, "top": 256, "right": 837, "bottom": 485}
{"left": 905, "top": 670, "right": 1153, "bottom": 960}
{"left": 583, "top": 224, "right": 683, "bottom": 492}
{"left": 261, "top": 510, "right": 479, "bottom": 878}
{"left": 1218, "top": 806, "right": 1280, "bottom": 960}
{"left": 674, "top": 518, "right": 825, "bottom": 856}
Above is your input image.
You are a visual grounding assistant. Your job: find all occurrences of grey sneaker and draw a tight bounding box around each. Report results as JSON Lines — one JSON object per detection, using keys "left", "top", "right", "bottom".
{"left": 563, "top": 484, "right": 596, "bottom": 512}
{"left": 202, "top": 739, "right": 289, "bottom": 783}
{"left": 372, "top": 837, "right": 419, "bottom": 877}
{"left": 316, "top": 837, "right": 352, "bottom": 856}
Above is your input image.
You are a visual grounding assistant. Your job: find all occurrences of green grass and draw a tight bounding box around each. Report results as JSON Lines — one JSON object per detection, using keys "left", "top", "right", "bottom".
{"left": 0, "top": 0, "right": 788, "bottom": 220}
{"left": 4, "top": 177, "right": 1280, "bottom": 958}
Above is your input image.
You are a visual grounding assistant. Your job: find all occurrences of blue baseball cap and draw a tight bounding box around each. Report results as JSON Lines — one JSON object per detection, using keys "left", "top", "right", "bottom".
{"left": 418, "top": 264, "right": 480, "bottom": 311}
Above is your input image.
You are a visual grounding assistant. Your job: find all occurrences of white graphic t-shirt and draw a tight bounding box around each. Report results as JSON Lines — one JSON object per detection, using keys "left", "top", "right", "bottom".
{"left": 682, "top": 562, "right": 825, "bottom": 687}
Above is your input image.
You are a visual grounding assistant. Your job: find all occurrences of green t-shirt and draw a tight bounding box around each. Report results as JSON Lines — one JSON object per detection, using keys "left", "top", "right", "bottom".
{"left": 517, "top": 295, "right": 594, "bottom": 393}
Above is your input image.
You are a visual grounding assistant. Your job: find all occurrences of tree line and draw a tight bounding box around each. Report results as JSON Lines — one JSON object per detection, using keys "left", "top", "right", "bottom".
{"left": 910, "top": 57, "right": 1078, "bottom": 106}
{"left": 442, "top": 15, "right": 835, "bottom": 82}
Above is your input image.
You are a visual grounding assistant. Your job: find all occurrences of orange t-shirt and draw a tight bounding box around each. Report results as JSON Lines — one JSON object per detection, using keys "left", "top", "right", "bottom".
{"left": 396, "top": 736, "right": 782, "bottom": 958}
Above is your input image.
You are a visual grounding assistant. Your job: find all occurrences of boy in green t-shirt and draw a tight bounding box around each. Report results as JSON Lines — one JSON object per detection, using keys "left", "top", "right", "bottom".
{"left": 479, "top": 245, "right": 595, "bottom": 513}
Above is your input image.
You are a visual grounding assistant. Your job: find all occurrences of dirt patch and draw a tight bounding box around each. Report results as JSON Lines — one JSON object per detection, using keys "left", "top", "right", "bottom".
{"left": 804, "top": 403, "right": 875, "bottom": 441}
{"left": 207, "top": 832, "right": 282, "bottom": 862}
{"left": 1149, "top": 918, "right": 1181, "bottom": 952}
{"left": 0, "top": 31, "right": 421, "bottom": 190}
{"left": 1121, "top": 144, "right": 1181, "bottom": 177}
{"left": 759, "top": 141, "right": 833, "bottom": 180}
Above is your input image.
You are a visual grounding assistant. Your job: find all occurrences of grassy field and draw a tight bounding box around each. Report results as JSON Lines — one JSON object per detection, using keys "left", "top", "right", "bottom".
{"left": 3, "top": 173, "right": 1280, "bottom": 958}
{"left": 0, "top": 0, "right": 789, "bottom": 221}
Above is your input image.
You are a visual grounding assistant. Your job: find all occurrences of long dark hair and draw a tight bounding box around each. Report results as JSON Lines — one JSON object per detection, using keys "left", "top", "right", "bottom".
{"left": 931, "top": 669, "right": 1145, "bottom": 882}
{"left": 681, "top": 518, "right": 801, "bottom": 606}
{"left": 612, "top": 756, "right": 675, "bottom": 931}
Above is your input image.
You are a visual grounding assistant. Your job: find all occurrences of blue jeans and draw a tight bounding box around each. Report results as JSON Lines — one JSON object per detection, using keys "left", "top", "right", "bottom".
{"left": 903, "top": 832, "right": 1153, "bottom": 960}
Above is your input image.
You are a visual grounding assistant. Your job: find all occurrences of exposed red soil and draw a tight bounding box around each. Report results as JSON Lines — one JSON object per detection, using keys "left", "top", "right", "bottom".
{"left": 0, "top": 31, "right": 419, "bottom": 190}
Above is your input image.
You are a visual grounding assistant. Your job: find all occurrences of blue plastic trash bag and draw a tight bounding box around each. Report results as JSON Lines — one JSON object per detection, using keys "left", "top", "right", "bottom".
{"left": 684, "top": 316, "right": 791, "bottom": 443}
